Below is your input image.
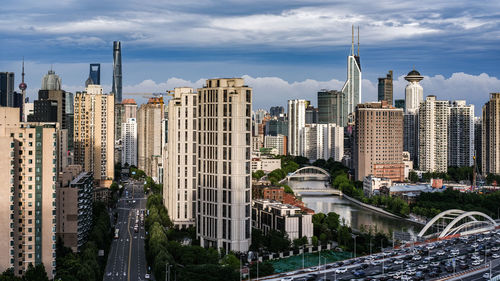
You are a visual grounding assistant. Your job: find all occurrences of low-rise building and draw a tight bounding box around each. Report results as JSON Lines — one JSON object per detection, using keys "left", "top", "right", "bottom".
{"left": 56, "top": 170, "right": 94, "bottom": 252}
{"left": 402, "top": 151, "right": 413, "bottom": 180}
{"left": 389, "top": 183, "right": 441, "bottom": 203}
{"left": 252, "top": 199, "right": 313, "bottom": 242}
{"left": 251, "top": 157, "right": 282, "bottom": 173}
{"left": 363, "top": 175, "right": 393, "bottom": 197}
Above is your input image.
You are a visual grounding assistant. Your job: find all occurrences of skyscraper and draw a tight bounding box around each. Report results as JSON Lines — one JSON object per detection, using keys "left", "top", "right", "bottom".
{"left": 341, "top": 26, "right": 362, "bottom": 120}
{"left": 394, "top": 99, "right": 405, "bottom": 109}
{"left": 86, "top": 64, "right": 100, "bottom": 86}
{"left": 163, "top": 87, "right": 197, "bottom": 229}
{"left": 318, "top": 90, "right": 345, "bottom": 126}
{"left": 378, "top": 70, "right": 393, "bottom": 105}
{"left": 0, "top": 72, "right": 15, "bottom": 107}
{"left": 121, "top": 117, "right": 137, "bottom": 166}
{"left": 74, "top": 85, "right": 115, "bottom": 187}
{"left": 354, "top": 101, "right": 404, "bottom": 181}
{"left": 305, "top": 105, "right": 318, "bottom": 124}
{"left": 112, "top": 41, "right": 122, "bottom": 103}
{"left": 448, "top": 100, "right": 474, "bottom": 167}
{"left": 269, "top": 106, "right": 284, "bottom": 117}
{"left": 0, "top": 107, "right": 57, "bottom": 278}
{"left": 474, "top": 117, "right": 482, "bottom": 173}
{"left": 287, "top": 99, "right": 307, "bottom": 156}
{"left": 419, "top": 95, "right": 449, "bottom": 172}
{"left": 482, "top": 93, "right": 500, "bottom": 174}
{"left": 404, "top": 70, "right": 424, "bottom": 114}
{"left": 137, "top": 97, "right": 164, "bottom": 181}
{"left": 196, "top": 78, "right": 252, "bottom": 253}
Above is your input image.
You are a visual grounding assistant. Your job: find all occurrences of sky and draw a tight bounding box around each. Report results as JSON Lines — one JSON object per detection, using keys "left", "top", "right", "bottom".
{"left": 1, "top": 0, "right": 500, "bottom": 115}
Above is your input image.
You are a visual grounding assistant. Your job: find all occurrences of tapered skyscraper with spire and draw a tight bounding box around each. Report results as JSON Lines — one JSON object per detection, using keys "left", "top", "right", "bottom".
{"left": 341, "top": 26, "right": 362, "bottom": 125}
{"left": 112, "top": 41, "right": 122, "bottom": 102}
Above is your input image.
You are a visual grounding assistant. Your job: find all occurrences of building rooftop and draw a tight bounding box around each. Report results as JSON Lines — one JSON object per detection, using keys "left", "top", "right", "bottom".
{"left": 122, "top": 98, "right": 137, "bottom": 104}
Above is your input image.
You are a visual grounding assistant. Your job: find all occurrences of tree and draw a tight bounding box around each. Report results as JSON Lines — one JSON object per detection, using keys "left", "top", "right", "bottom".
{"left": 220, "top": 254, "right": 240, "bottom": 271}
{"left": 252, "top": 170, "right": 265, "bottom": 180}
{"left": 409, "top": 171, "right": 419, "bottom": 183}
{"left": 311, "top": 236, "right": 318, "bottom": 246}
{"left": 249, "top": 261, "right": 274, "bottom": 278}
{"left": 23, "top": 264, "right": 49, "bottom": 281}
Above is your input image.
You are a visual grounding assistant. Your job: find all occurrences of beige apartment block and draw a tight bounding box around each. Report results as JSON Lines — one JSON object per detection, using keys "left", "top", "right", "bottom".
{"left": 354, "top": 100, "right": 404, "bottom": 182}
{"left": 482, "top": 93, "right": 500, "bottom": 174}
{"left": 0, "top": 107, "right": 57, "bottom": 278}
{"left": 137, "top": 97, "right": 163, "bottom": 180}
{"left": 73, "top": 85, "right": 115, "bottom": 187}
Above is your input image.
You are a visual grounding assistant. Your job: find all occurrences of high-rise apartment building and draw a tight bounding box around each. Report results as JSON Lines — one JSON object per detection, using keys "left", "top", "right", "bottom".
{"left": 378, "top": 70, "right": 393, "bottom": 105}
{"left": 354, "top": 101, "right": 404, "bottom": 181}
{"left": 264, "top": 135, "right": 287, "bottom": 155}
{"left": 448, "top": 100, "right": 474, "bottom": 167}
{"left": 137, "top": 97, "right": 164, "bottom": 181}
{"left": 474, "top": 117, "right": 482, "bottom": 173}
{"left": 287, "top": 100, "right": 306, "bottom": 156}
{"left": 317, "top": 90, "right": 345, "bottom": 126}
{"left": 404, "top": 114, "right": 419, "bottom": 165}
{"left": 74, "top": 85, "right": 115, "bottom": 187}
{"left": 112, "top": 41, "right": 122, "bottom": 103}
{"left": 163, "top": 87, "right": 197, "bottom": 228}
{"left": 300, "top": 123, "right": 344, "bottom": 161}
{"left": 341, "top": 26, "right": 362, "bottom": 120}
{"left": 305, "top": 105, "right": 318, "bottom": 124}
{"left": 0, "top": 107, "right": 57, "bottom": 278}
{"left": 404, "top": 70, "right": 424, "bottom": 114}
{"left": 418, "top": 96, "right": 449, "bottom": 172}
{"left": 121, "top": 118, "right": 137, "bottom": 166}
{"left": 482, "top": 93, "right": 500, "bottom": 174}
{"left": 196, "top": 78, "right": 252, "bottom": 253}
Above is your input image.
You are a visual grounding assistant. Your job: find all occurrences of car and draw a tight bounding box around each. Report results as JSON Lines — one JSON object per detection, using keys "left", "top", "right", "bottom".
{"left": 335, "top": 268, "right": 347, "bottom": 274}
{"left": 417, "top": 264, "right": 428, "bottom": 270}
{"left": 493, "top": 254, "right": 500, "bottom": 259}
{"left": 428, "top": 271, "right": 439, "bottom": 278}
{"left": 412, "top": 255, "right": 421, "bottom": 261}
{"left": 472, "top": 260, "right": 481, "bottom": 266}
{"left": 436, "top": 250, "right": 445, "bottom": 256}
{"left": 492, "top": 247, "right": 499, "bottom": 252}
{"left": 394, "top": 259, "right": 404, "bottom": 264}
{"left": 459, "top": 263, "right": 469, "bottom": 270}
{"left": 400, "top": 275, "right": 411, "bottom": 281}
{"left": 280, "top": 278, "right": 293, "bottom": 281}
{"left": 483, "top": 273, "right": 490, "bottom": 279}
{"left": 145, "top": 273, "right": 151, "bottom": 280}
{"left": 352, "top": 270, "right": 365, "bottom": 277}
{"left": 371, "top": 260, "right": 382, "bottom": 266}
{"left": 430, "top": 261, "right": 440, "bottom": 267}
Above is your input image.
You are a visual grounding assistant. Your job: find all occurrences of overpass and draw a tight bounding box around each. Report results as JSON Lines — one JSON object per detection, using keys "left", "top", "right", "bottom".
{"left": 417, "top": 209, "right": 498, "bottom": 239}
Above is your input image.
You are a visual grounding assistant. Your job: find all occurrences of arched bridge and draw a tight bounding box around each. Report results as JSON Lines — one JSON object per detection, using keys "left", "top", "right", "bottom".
{"left": 279, "top": 166, "right": 331, "bottom": 184}
{"left": 417, "top": 209, "right": 498, "bottom": 239}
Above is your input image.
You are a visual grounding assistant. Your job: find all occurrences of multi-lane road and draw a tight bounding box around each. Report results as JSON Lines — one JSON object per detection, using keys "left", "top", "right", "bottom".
{"left": 104, "top": 179, "right": 152, "bottom": 281}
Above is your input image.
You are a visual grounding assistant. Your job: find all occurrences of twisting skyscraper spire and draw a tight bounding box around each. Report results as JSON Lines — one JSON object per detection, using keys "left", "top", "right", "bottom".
{"left": 112, "top": 41, "right": 122, "bottom": 102}
{"left": 341, "top": 25, "right": 362, "bottom": 126}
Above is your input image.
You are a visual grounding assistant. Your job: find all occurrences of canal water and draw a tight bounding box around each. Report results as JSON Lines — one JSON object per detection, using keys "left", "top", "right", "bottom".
{"left": 289, "top": 180, "right": 422, "bottom": 237}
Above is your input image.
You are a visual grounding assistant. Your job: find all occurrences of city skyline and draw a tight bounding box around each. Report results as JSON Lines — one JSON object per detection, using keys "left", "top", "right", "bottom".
{"left": 1, "top": 0, "right": 500, "bottom": 114}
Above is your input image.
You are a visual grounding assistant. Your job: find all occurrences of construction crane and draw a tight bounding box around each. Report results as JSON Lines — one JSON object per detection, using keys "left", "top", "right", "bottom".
{"left": 123, "top": 90, "right": 174, "bottom": 104}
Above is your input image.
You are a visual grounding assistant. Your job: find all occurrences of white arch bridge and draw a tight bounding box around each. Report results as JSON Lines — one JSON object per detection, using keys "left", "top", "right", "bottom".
{"left": 279, "top": 166, "right": 331, "bottom": 184}
{"left": 417, "top": 209, "right": 498, "bottom": 239}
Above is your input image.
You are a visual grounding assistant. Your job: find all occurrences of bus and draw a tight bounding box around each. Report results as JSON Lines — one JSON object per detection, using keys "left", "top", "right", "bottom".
{"left": 114, "top": 228, "right": 119, "bottom": 239}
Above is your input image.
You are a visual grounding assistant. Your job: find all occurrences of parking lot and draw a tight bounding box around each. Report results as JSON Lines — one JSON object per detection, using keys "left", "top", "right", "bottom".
{"left": 265, "top": 229, "right": 500, "bottom": 281}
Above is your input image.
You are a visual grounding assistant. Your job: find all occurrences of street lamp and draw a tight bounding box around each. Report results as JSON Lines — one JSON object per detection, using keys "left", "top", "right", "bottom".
{"left": 352, "top": 235, "right": 358, "bottom": 259}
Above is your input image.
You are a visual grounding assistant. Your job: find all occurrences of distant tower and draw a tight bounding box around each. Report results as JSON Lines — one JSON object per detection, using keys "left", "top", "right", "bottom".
{"left": 112, "top": 41, "right": 122, "bottom": 102}
{"left": 341, "top": 25, "right": 362, "bottom": 125}
{"left": 86, "top": 64, "right": 100, "bottom": 87}
{"left": 19, "top": 58, "right": 27, "bottom": 121}
{"left": 404, "top": 69, "right": 424, "bottom": 114}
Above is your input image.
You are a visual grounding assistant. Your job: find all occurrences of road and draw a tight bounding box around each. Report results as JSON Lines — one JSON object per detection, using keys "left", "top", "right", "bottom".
{"left": 264, "top": 229, "right": 500, "bottom": 281}
{"left": 104, "top": 179, "right": 152, "bottom": 281}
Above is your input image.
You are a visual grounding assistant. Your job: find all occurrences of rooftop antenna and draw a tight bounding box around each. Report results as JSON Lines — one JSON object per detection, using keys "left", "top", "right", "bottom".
{"left": 351, "top": 25, "right": 354, "bottom": 56}
{"left": 357, "top": 26, "right": 360, "bottom": 56}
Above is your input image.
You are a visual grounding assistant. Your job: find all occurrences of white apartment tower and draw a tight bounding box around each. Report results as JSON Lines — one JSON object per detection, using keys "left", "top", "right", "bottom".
{"left": 300, "top": 123, "right": 344, "bottom": 161}
{"left": 482, "top": 93, "right": 500, "bottom": 174}
{"left": 448, "top": 100, "right": 474, "bottom": 167}
{"left": 287, "top": 99, "right": 306, "bottom": 156}
{"left": 163, "top": 87, "right": 197, "bottom": 228}
{"left": 196, "top": 78, "right": 252, "bottom": 253}
{"left": 418, "top": 95, "right": 449, "bottom": 172}
{"left": 121, "top": 118, "right": 137, "bottom": 166}
{"left": 137, "top": 98, "right": 164, "bottom": 181}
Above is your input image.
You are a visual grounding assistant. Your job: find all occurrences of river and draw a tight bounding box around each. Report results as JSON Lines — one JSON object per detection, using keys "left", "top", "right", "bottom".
{"left": 289, "top": 180, "right": 422, "bottom": 238}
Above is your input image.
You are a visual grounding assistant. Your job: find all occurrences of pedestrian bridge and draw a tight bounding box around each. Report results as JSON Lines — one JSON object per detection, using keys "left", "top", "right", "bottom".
{"left": 279, "top": 166, "right": 331, "bottom": 184}
{"left": 417, "top": 209, "right": 498, "bottom": 239}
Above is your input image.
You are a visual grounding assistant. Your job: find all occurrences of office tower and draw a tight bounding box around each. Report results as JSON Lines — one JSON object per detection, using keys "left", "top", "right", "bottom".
{"left": 404, "top": 114, "right": 419, "bottom": 165}
{"left": 300, "top": 123, "right": 344, "bottom": 161}
{"left": 74, "top": 85, "right": 115, "bottom": 187}
{"left": 378, "top": 70, "right": 393, "bottom": 105}
{"left": 112, "top": 41, "right": 122, "bottom": 103}
{"left": 56, "top": 165, "right": 93, "bottom": 252}
{"left": 264, "top": 135, "right": 287, "bottom": 155}
{"left": 0, "top": 107, "right": 57, "bottom": 278}
{"left": 354, "top": 101, "right": 404, "bottom": 181}
{"left": 265, "top": 118, "right": 288, "bottom": 136}
{"left": 394, "top": 99, "right": 405, "bottom": 109}
{"left": 121, "top": 118, "right": 137, "bottom": 166}
{"left": 482, "top": 93, "right": 500, "bottom": 174}
{"left": 448, "top": 100, "right": 474, "bottom": 167}
{"left": 418, "top": 95, "right": 449, "bottom": 172}
{"left": 305, "top": 105, "right": 318, "bottom": 124}
{"left": 0, "top": 72, "right": 15, "bottom": 107}
{"left": 269, "top": 106, "right": 284, "bottom": 117}
{"left": 288, "top": 100, "right": 306, "bottom": 156}
{"left": 137, "top": 97, "right": 164, "bottom": 180}
{"left": 65, "top": 92, "right": 74, "bottom": 153}
{"left": 85, "top": 63, "right": 100, "bottom": 86}
{"left": 474, "top": 117, "right": 482, "bottom": 173}
{"left": 341, "top": 26, "right": 362, "bottom": 119}
{"left": 404, "top": 69, "right": 424, "bottom": 114}
{"left": 196, "top": 78, "right": 252, "bottom": 253}
{"left": 163, "top": 87, "right": 197, "bottom": 228}
{"left": 318, "top": 90, "right": 345, "bottom": 126}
